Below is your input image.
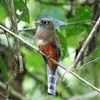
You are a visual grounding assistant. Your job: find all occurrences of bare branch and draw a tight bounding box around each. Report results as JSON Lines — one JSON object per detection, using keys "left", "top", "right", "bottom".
{"left": 78, "top": 56, "right": 100, "bottom": 70}
{"left": 0, "top": 28, "right": 36, "bottom": 34}
{"left": 17, "top": 0, "right": 27, "bottom": 23}
{"left": 0, "top": 20, "right": 95, "bottom": 35}
{"left": 4, "top": 0, "right": 24, "bottom": 73}
{"left": 3, "top": 0, "right": 24, "bottom": 99}
{"left": 0, "top": 92, "right": 5, "bottom": 99}
{"left": 68, "top": 89, "right": 100, "bottom": 100}
{"left": 67, "top": 20, "right": 96, "bottom": 26}
{"left": 67, "top": 17, "right": 100, "bottom": 72}
{"left": 35, "top": 0, "right": 94, "bottom": 6}
{"left": 0, "top": 81, "right": 29, "bottom": 100}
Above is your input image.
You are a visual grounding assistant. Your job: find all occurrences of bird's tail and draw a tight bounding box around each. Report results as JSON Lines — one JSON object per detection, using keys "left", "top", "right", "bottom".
{"left": 47, "top": 65, "right": 57, "bottom": 95}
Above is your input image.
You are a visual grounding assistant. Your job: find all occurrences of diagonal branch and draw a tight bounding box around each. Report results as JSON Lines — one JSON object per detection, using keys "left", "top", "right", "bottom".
{"left": 68, "top": 88, "right": 100, "bottom": 100}
{"left": 67, "top": 17, "right": 100, "bottom": 72}
{"left": 0, "top": 24, "right": 100, "bottom": 93}
{"left": 0, "top": 81, "right": 29, "bottom": 100}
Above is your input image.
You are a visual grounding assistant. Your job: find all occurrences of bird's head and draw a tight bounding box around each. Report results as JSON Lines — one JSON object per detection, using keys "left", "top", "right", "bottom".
{"left": 35, "top": 18, "right": 55, "bottom": 30}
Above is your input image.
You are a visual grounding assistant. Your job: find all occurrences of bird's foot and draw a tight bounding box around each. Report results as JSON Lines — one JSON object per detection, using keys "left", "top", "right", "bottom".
{"left": 47, "top": 55, "right": 51, "bottom": 59}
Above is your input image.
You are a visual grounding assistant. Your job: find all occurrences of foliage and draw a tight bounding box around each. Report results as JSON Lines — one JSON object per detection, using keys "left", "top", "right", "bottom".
{"left": 14, "top": 0, "right": 30, "bottom": 23}
{"left": 0, "top": 0, "right": 100, "bottom": 100}
{"left": 0, "top": 55, "right": 8, "bottom": 81}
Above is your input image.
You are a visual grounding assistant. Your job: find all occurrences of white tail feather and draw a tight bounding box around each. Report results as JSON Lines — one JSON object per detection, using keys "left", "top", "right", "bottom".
{"left": 47, "top": 65, "right": 57, "bottom": 95}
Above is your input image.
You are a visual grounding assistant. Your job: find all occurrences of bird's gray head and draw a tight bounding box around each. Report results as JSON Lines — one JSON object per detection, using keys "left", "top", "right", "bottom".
{"left": 36, "top": 18, "right": 55, "bottom": 30}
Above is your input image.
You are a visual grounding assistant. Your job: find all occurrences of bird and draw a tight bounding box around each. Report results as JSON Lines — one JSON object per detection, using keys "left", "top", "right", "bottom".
{"left": 35, "top": 18, "right": 61, "bottom": 95}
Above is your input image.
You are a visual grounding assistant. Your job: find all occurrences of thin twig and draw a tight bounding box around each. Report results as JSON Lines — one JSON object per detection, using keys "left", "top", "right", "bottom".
{"left": 35, "top": 0, "right": 86, "bottom": 6}
{"left": 0, "top": 20, "right": 95, "bottom": 34}
{"left": 70, "top": 71, "right": 100, "bottom": 93}
{"left": 4, "top": 31, "right": 11, "bottom": 50}
{"left": 35, "top": 0, "right": 71, "bottom": 6}
{"left": 67, "top": 20, "right": 96, "bottom": 26}
{"left": 0, "top": 28, "right": 36, "bottom": 34}
{"left": 0, "top": 24, "right": 100, "bottom": 93}
{"left": 0, "top": 92, "right": 5, "bottom": 99}
{"left": 3, "top": 0, "right": 21, "bottom": 99}
{"left": 68, "top": 88, "right": 100, "bottom": 100}
{"left": 78, "top": 56, "right": 100, "bottom": 70}
{"left": 5, "top": 72, "right": 16, "bottom": 100}
{"left": 17, "top": 0, "right": 27, "bottom": 23}
{"left": 4, "top": 0, "right": 24, "bottom": 73}
{"left": 0, "top": 81, "right": 29, "bottom": 100}
{"left": 66, "top": 17, "right": 100, "bottom": 72}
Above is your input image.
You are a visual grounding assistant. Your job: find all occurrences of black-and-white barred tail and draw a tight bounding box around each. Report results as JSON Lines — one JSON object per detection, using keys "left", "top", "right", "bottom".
{"left": 47, "top": 65, "right": 57, "bottom": 95}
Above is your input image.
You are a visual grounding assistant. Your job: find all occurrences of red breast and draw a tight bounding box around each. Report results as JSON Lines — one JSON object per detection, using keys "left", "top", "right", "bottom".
{"left": 39, "top": 42, "right": 57, "bottom": 69}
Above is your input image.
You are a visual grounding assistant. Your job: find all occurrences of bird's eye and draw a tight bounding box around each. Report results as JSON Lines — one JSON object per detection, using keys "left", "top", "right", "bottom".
{"left": 43, "top": 21, "right": 49, "bottom": 25}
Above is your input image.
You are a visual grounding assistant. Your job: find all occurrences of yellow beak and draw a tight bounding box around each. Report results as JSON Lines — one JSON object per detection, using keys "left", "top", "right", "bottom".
{"left": 35, "top": 20, "right": 42, "bottom": 24}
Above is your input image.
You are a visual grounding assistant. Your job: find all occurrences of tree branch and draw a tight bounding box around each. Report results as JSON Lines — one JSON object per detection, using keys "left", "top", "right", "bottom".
{"left": 68, "top": 89, "right": 100, "bottom": 100}
{"left": 35, "top": 0, "right": 95, "bottom": 6}
{"left": 66, "top": 17, "right": 100, "bottom": 72}
{"left": 4, "top": 0, "right": 24, "bottom": 73}
{"left": 0, "top": 24, "right": 100, "bottom": 93}
{"left": 67, "top": 20, "right": 96, "bottom": 26}
{"left": 17, "top": 0, "right": 27, "bottom": 23}
{"left": 0, "top": 20, "right": 95, "bottom": 34}
{"left": 0, "top": 81, "right": 29, "bottom": 100}
{"left": 0, "top": 28, "right": 36, "bottom": 34}
{"left": 35, "top": 0, "right": 72, "bottom": 6}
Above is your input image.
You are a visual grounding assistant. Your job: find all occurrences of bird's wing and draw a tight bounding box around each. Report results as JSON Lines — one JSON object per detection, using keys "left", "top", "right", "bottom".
{"left": 42, "top": 33, "right": 61, "bottom": 62}
{"left": 51, "top": 33, "right": 61, "bottom": 61}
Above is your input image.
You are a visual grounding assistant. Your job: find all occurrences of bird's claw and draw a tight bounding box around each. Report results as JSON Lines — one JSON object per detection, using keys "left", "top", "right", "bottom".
{"left": 47, "top": 55, "right": 51, "bottom": 59}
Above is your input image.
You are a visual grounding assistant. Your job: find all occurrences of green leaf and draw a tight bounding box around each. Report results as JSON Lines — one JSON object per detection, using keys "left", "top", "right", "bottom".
{"left": 35, "top": 14, "right": 67, "bottom": 28}
{"left": 0, "top": 55, "right": 8, "bottom": 81}
{"left": 56, "top": 30, "right": 67, "bottom": 59}
{"left": 0, "top": 0, "right": 7, "bottom": 21}
{"left": 21, "top": 47, "right": 44, "bottom": 72}
{"left": 75, "top": 6, "right": 92, "bottom": 20}
{"left": 66, "top": 25, "right": 86, "bottom": 37}
{"left": 14, "top": 0, "right": 30, "bottom": 23}
{"left": 92, "top": 33, "right": 100, "bottom": 58}
{"left": 66, "top": 6, "right": 92, "bottom": 38}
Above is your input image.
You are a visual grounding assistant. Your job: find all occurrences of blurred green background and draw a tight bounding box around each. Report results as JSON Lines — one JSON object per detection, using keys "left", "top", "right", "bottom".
{"left": 0, "top": 0, "right": 100, "bottom": 100}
